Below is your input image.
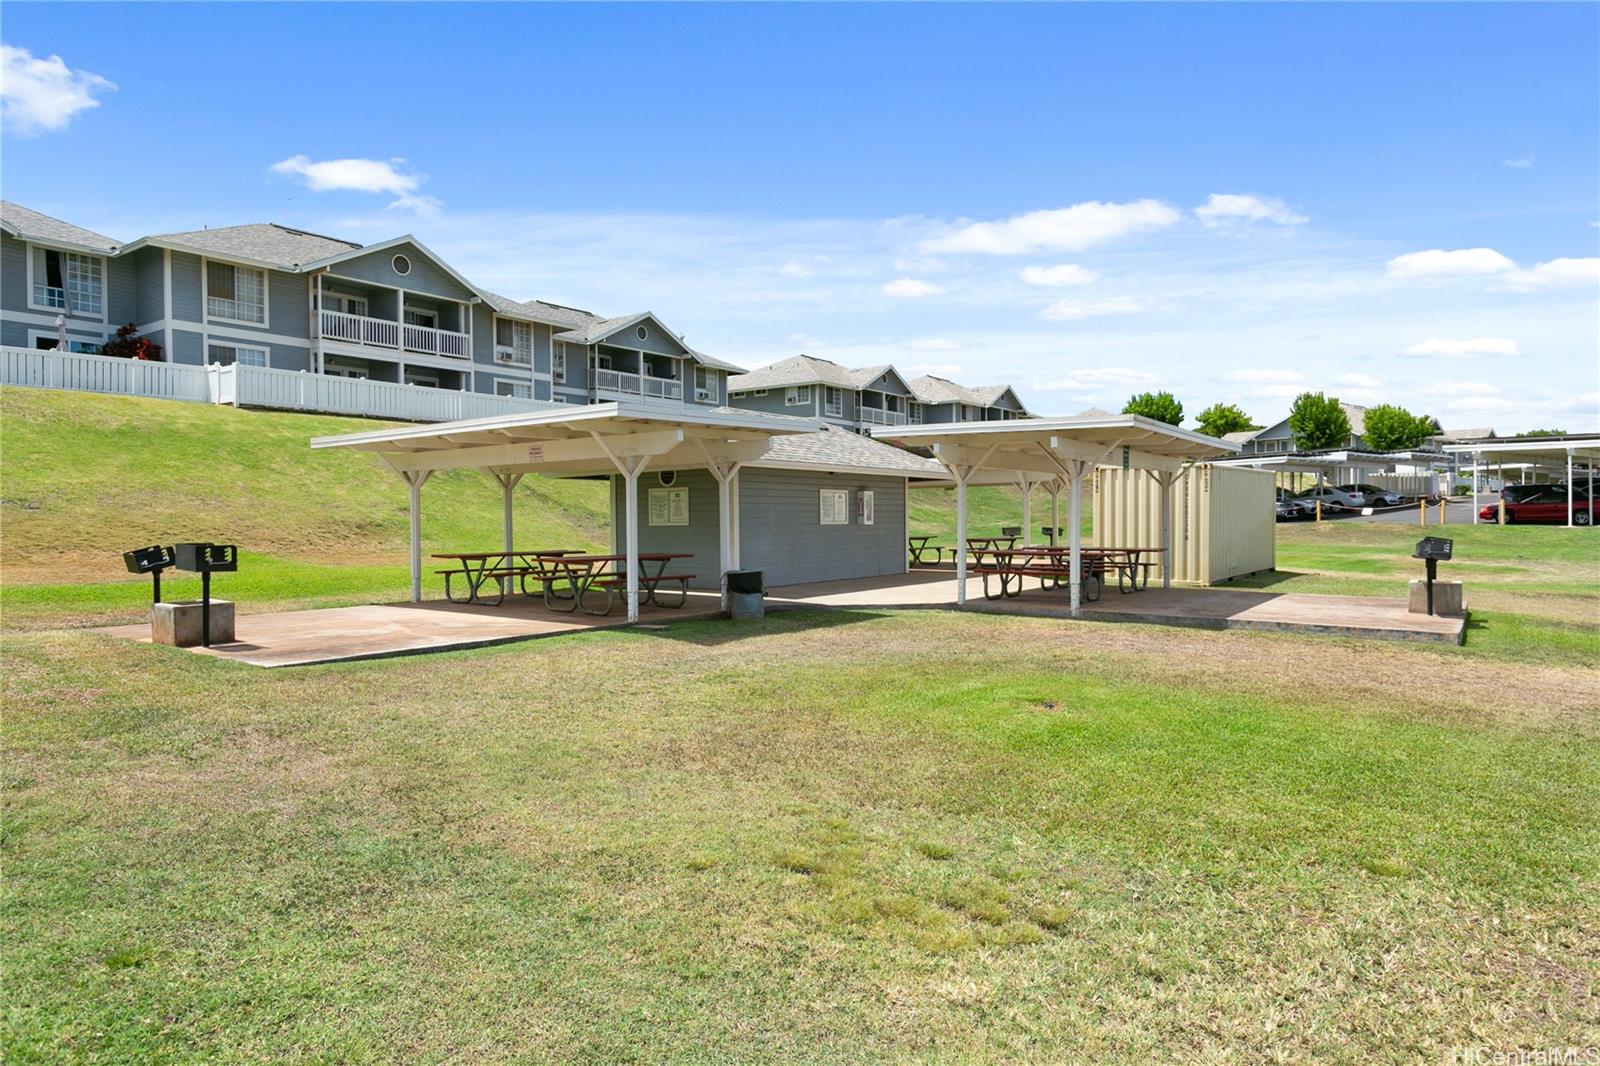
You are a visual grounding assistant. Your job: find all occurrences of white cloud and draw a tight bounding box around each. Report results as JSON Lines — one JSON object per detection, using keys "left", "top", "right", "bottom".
{"left": 1020, "top": 264, "right": 1100, "bottom": 287}
{"left": 0, "top": 44, "right": 115, "bottom": 135}
{"left": 1402, "top": 337, "right": 1520, "bottom": 358}
{"left": 1337, "top": 373, "right": 1382, "bottom": 388}
{"left": 906, "top": 362, "right": 964, "bottom": 376}
{"left": 1504, "top": 156, "right": 1534, "bottom": 169}
{"left": 1250, "top": 383, "right": 1311, "bottom": 400}
{"left": 882, "top": 278, "right": 942, "bottom": 298}
{"left": 905, "top": 337, "right": 961, "bottom": 351}
{"left": 1432, "top": 381, "right": 1500, "bottom": 396}
{"left": 1500, "top": 257, "right": 1600, "bottom": 292}
{"left": 270, "top": 155, "right": 440, "bottom": 214}
{"left": 1035, "top": 367, "right": 1160, "bottom": 392}
{"left": 922, "top": 199, "right": 1181, "bottom": 255}
{"left": 1195, "top": 193, "right": 1307, "bottom": 228}
{"left": 1038, "top": 296, "right": 1149, "bottom": 322}
{"left": 1386, "top": 247, "right": 1517, "bottom": 278}
{"left": 1224, "top": 368, "right": 1304, "bottom": 384}
{"left": 778, "top": 261, "right": 813, "bottom": 278}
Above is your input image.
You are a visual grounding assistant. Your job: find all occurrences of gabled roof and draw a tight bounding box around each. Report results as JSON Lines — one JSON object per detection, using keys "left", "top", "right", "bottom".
{"left": 908, "top": 375, "right": 1022, "bottom": 409}
{"left": 554, "top": 311, "right": 662, "bottom": 347}
{"left": 125, "top": 222, "right": 361, "bottom": 270}
{"left": 541, "top": 307, "right": 742, "bottom": 373}
{"left": 481, "top": 291, "right": 606, "bottom": 330}
{"left": 728, "top": 354, "right": 861, "bottom": 391}
{"left": 0, "top": 200, "right": 121, "bottom": 253}
{"left": 759, "top": 424, "right": 947, "bottom": 478}
{"left": 1222, "top": 429, "right": 1262, "bottom": 444}
{"left": 845, "top": 364, "right": 914, "bottom": 394}
{"left": 299, "top": 234, "right": 486, "bottom": 300}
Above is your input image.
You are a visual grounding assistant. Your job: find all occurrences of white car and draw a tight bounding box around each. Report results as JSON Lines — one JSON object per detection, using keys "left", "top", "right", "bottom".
{"left": 1338, "top": 483, "right": 1405, "bottom": 507}
{"left": 1293, "top": 486, "right": 1366, "bottom": 512}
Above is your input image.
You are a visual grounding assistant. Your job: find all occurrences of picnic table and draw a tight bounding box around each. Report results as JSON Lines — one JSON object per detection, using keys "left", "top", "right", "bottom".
{"left": 432, "top": 551, "right": 695, "bottom": 614}
{"left": 432, "top": 550, "right": 575, "bottom": 606}
{"left": 908, "top": 535, "right": 944, "bottom": 565}
{"left": 964, "top": 545, "right": 1167, "bottom": 602}
{"left": 964, "top": 535, "right": 1018, "bottom": 564}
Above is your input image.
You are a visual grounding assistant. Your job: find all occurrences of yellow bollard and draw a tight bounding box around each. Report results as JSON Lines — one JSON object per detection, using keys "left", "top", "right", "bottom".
{"left": 1438, "top": 498, "right": 1447, "bottom": 525}
{"left": 1419, "top": 498, "right": 1426, "bottom": 527}
{"left": 1499, "top": 497, "right": 1506, "bottom": 525}
{"left": 1316, "top": 498, "right": 1322, "bottom": 523}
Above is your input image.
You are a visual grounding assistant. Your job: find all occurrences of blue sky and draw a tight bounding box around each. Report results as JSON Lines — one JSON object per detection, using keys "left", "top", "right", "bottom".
{"left": 3, "top": 2, "right": 1596, "bottom": 431}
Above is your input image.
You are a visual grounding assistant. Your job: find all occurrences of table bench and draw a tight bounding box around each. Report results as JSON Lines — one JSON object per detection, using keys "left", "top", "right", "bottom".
{"left": 908, "top": 535, "right": 944, "bottom": 565}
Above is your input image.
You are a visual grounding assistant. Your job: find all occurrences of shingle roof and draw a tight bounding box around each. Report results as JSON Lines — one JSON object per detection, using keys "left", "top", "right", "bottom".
{"left": 761, "top": 424, "right": 946, "bottom": 477}
{"left": 907, "top": 375, "right": 981, "bottom": 406}
{"left": 0, "top": 200, "right": 121, "bottom": 253}
{"left": 1221, "top": 429, "right": 1262, "bottom": 444}
{"left": 728, "top": 354, "right": 861, "bottom": 391}
{"left": 554, "top": 312, "right": 654, "bottom": 347}
{"left": 144, "top": 223, "right": 360, "bottom": 269}
{"left": 1341, "top": 403, "right": 1367, "bottom": 436}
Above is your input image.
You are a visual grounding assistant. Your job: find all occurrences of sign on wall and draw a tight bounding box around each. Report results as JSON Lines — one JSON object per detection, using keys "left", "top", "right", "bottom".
{"left": 857, "top": 490, "right": 875, "bottom": 525}
{"left": 649, "top": 487, "right": 689, "bottom": 526}
{"left": 819, "top": 488, "right": 849, "bottom": 525}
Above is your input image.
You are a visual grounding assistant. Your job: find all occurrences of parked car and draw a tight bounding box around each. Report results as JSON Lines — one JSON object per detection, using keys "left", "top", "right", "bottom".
{"left": 1501, "top": 483, "right": 1558, "bottom": 504}
{"left": 1337, "top": 483, "right": 1406, "bottom": 507}
{"left": 1480, "top": 485, "right": 1597, "bottom": 525}
{"left": 1293, "top": 485, "right": 1366, "bottom": 512}
{"left": 1275, "top": 488, "right": 1313, "bottom": 520}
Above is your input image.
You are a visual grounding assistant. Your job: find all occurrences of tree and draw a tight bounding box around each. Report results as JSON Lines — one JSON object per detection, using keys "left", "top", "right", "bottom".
{"left": 100, "top": 323, "right": 163, "bottom": 361}
{"left": 1194, "top": 402, "right": 1257, "bottom": 438}
{"left": 1286, "top": 392, "right": 1351, "bottom": 451}
{"left": 1362, "top": 403, "right": 1433, "bottom": 451}
{"left": 1122, "top": 390, "right": 1183, "bottom": 426}
{"left": 1515, "top": 428, "right": 1565, "bottom": 438}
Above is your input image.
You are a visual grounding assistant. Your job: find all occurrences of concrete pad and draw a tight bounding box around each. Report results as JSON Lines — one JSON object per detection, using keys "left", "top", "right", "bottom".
{"left": 97, "top": 592, "right": 726, "bottom": 667}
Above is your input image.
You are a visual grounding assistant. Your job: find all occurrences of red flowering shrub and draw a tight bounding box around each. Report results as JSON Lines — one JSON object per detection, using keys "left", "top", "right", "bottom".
{"left": 100, "top": 324, "right": 163, "bottom": 361}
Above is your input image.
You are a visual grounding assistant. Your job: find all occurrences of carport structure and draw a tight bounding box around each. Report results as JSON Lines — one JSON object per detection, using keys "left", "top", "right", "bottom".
{"left": 1443, "top": 434, "right": 1600, "bottom": 526}
{"left": 311, "top": 402, "right": 823, "bottom": 621}
{"left": 872, "top": 414, "right": 1238, "bottom": 615}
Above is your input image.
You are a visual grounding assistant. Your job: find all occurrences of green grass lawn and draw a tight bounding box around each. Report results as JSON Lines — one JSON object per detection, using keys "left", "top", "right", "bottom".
{"left": 4, "top": 612, "right": 1597, "bottom": 1061}
{"left": 4, "top": 387, "right": 1599, "bottom": 1059}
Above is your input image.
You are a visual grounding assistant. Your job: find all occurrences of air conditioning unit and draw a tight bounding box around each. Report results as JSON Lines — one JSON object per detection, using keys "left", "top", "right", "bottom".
{"left": 695, "top": 388, "right": 713, "bottom": 402}
{"left": 493, "top": 351, "right": 515, "bottom": 365}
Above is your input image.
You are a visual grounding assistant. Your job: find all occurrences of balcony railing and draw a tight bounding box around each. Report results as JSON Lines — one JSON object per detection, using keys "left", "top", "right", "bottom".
{"left": 318, "top": 309, "right": 469, "bottom": 360}
{"left": 595, "top": 368, "right": 683, "bottom": 400}
{"left": 858, "top": 407, "right": 908, "bottom": 426}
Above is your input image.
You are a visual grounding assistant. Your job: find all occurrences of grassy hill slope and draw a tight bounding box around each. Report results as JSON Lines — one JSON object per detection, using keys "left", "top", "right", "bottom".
{"left": 0, "top": 388, "right": 1048, "bottom": 626}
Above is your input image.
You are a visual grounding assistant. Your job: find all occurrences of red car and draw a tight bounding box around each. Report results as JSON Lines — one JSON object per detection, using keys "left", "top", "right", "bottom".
{"left": 1480, "top": 485, "right": 1597, "bottom": 525}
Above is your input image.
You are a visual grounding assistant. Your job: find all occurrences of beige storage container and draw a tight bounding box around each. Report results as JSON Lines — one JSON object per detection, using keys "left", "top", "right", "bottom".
{"left": 1092, "top": 464, "right": 1275, "bottom": 585}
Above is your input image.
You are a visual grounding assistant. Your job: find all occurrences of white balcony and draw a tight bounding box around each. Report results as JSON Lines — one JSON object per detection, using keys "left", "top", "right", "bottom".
{"left": 596, "top": 368, "right": 683, "bottom": 400}
{"left": 858, "top": 407, "right": 908, "bottom": 426}
{"left": 318, "top": 309, "right": 469, "bottom": 360}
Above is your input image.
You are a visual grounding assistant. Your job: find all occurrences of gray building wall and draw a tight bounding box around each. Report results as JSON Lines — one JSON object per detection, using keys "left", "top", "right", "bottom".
{"left": 555, "top": 341, "right": 590, "bottom": 392}
{"left": 325, "top": 242, "right": 474, "bottom": 302}
{"left": 0, "top": 234, "right": 27, "bottom": 316}
{"left": 170, "top": 328, "right": 205, "bottom": 365}
{"left": 170, "top": 252, "right": 203, "bottom": 322}
{"left": 610, "top": 466, "right": 908, "bottom": 589}
{"left": 615, "top": 318, "right": 688, "bottom": 358}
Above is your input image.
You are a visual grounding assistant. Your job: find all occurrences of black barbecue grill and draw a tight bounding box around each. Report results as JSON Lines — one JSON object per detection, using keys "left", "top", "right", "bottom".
{"left": 123, "top": 544, "right": 176, "bottom": 604}
{"left": 173, "top": 542, "right": 238, "bottom": 647}
{"left": 1412, "top": 536, "right": 1453, "bottom": 616}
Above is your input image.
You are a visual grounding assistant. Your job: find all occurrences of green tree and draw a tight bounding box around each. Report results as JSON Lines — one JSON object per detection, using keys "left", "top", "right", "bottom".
{"left": 1286, "top": 392, "right": 1351, "bottom": 451}
{"left": 1194, "top": 402, "right": 1257, "bottom": 438}
{"left": 1362, "top": 404, "right": 1432, "bottom": 451}
{"left": 1122, "top": 390, "right": 1184, "bottom": 426}
{"left": 1515, "top": 428, "right": 1565, "bottom": 438}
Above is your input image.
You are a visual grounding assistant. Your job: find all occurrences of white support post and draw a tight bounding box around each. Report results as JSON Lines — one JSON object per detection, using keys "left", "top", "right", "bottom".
{"left": 954, "top": 468, "right": 970, "bottom": 606}
{"left": 1567, "top": 450, "right": 1574, "bottom": 528}
{"left": 1019, "top": 476, "right": 1033, "bottom": 546}
{"left": 1068, "top": 466, "right": 1084, "bottom": 618}
{"left": 1049, "top": 480, "right": 1061, "bottom": 546}
{"left": 488, "top": 469, "right": 524, "bottom": 554}
{"left": 1473, "top": 451, "right": 1480, "bottom": 525}
{"left": 382, "top": 459, "right": 433, "bottom": 604}
{"left": 729, "top": 473, "right": 742, "bottom": 569}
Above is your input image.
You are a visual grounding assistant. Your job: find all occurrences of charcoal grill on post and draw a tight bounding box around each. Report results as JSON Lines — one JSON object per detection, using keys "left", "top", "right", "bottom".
{"left": 123, "top": 545, "right": 176, "bottom": 604}
{"left": 1412, "top": 536, "right": 1453, "bottom": 616}
{"left": 173, "top": 542, "right": 237, "bottom": 647}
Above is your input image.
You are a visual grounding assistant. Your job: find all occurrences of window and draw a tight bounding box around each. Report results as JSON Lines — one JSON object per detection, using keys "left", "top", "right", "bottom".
{"left": 552, "top": 347, "right": 567, "bottom": 383}
{"left": 857, "top": 490, "right": 875, "bottom": 526}
{"left": 207, "top": 343, "right": 268, "bottom": 367}
{"left": 32, "top": 334, "right": 101, "bottom": 354}
{"left": 636, "top": 325, "right": 649, "bottom": 341}
{"left": 392, "top": 254, "right": 412, "bottom": 275}
{"left": 909, "top": 401, "right": 923, "bottom": 424}
{"left": 495, "top": 380, "right": 532, "bottom": 399}
{"left": 32, "top": 248, "right": 103, "bottom": 315}
{"left": 786, "top": 385, "right": 812, "bottom": 406}
{"left": 320, "top": 292, "right": 369, "bottom": 317}
{"left": 206, "top": 262, "right": 266, "bottom": 324}
{"left": 658, "top": 470, "right": 678, "bottom": 487}
{"left": 404, "top": 308, "right": 438, "bottom": 329}
{"left": 405, "top": 369, "right": 441, "bottom": 388}
{"left": 753, "top": 388, "right": 768, "bottom": 397}
{"left": 819, "top": 488, "right": 849, "bottom": 525}
{"left": 694, "top": 366, "right": 715, "bottom": 401}
{"left": 823, "top": 387, "right": 844, "bottom": 417}
{"left": 495, "top": 319, "right": 533, "bottom": 364}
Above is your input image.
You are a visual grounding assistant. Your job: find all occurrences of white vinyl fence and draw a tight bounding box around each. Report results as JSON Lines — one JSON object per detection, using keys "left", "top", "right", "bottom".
{"left": 1, "top": 346, "right": 556, "bottom": 423}
{"left": 1, "top": 345, "right": 213, "bottom": 402}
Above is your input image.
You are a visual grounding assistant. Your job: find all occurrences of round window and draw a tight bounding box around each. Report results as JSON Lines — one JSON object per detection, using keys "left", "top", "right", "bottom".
{"left": 392, "top": 254, "right": 412, "bottom": 276}
{"left": 657, "top": 470, "right": 678, "bottom": 487}
{"left": 636, "top": 325, "right": 648, "bottom": 340}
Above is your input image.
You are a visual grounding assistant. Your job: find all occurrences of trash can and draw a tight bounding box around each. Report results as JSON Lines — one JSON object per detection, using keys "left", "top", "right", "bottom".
{"left": 726, "top": 569, "right": 765, "bottom": 621}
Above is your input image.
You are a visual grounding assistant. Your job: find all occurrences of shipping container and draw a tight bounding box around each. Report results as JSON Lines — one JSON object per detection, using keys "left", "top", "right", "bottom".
{"left": 1092, "top": 464, "right": 1275, "bottom": 585}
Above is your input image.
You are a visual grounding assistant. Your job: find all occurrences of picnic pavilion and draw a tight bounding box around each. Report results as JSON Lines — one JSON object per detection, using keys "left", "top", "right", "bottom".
{"left": 872, "top": 413, "right": 1240, "bottom": 616}
{"left": 311, "top": 401, "right": 823, "bottom": 621}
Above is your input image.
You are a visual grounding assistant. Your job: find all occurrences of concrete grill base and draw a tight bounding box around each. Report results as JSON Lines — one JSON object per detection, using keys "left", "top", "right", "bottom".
{"left": 1407, "top": 579, "right": 1465, "bottom": 618}
{"left": 152, "top": 600, "right": 236, "bottom": 647}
